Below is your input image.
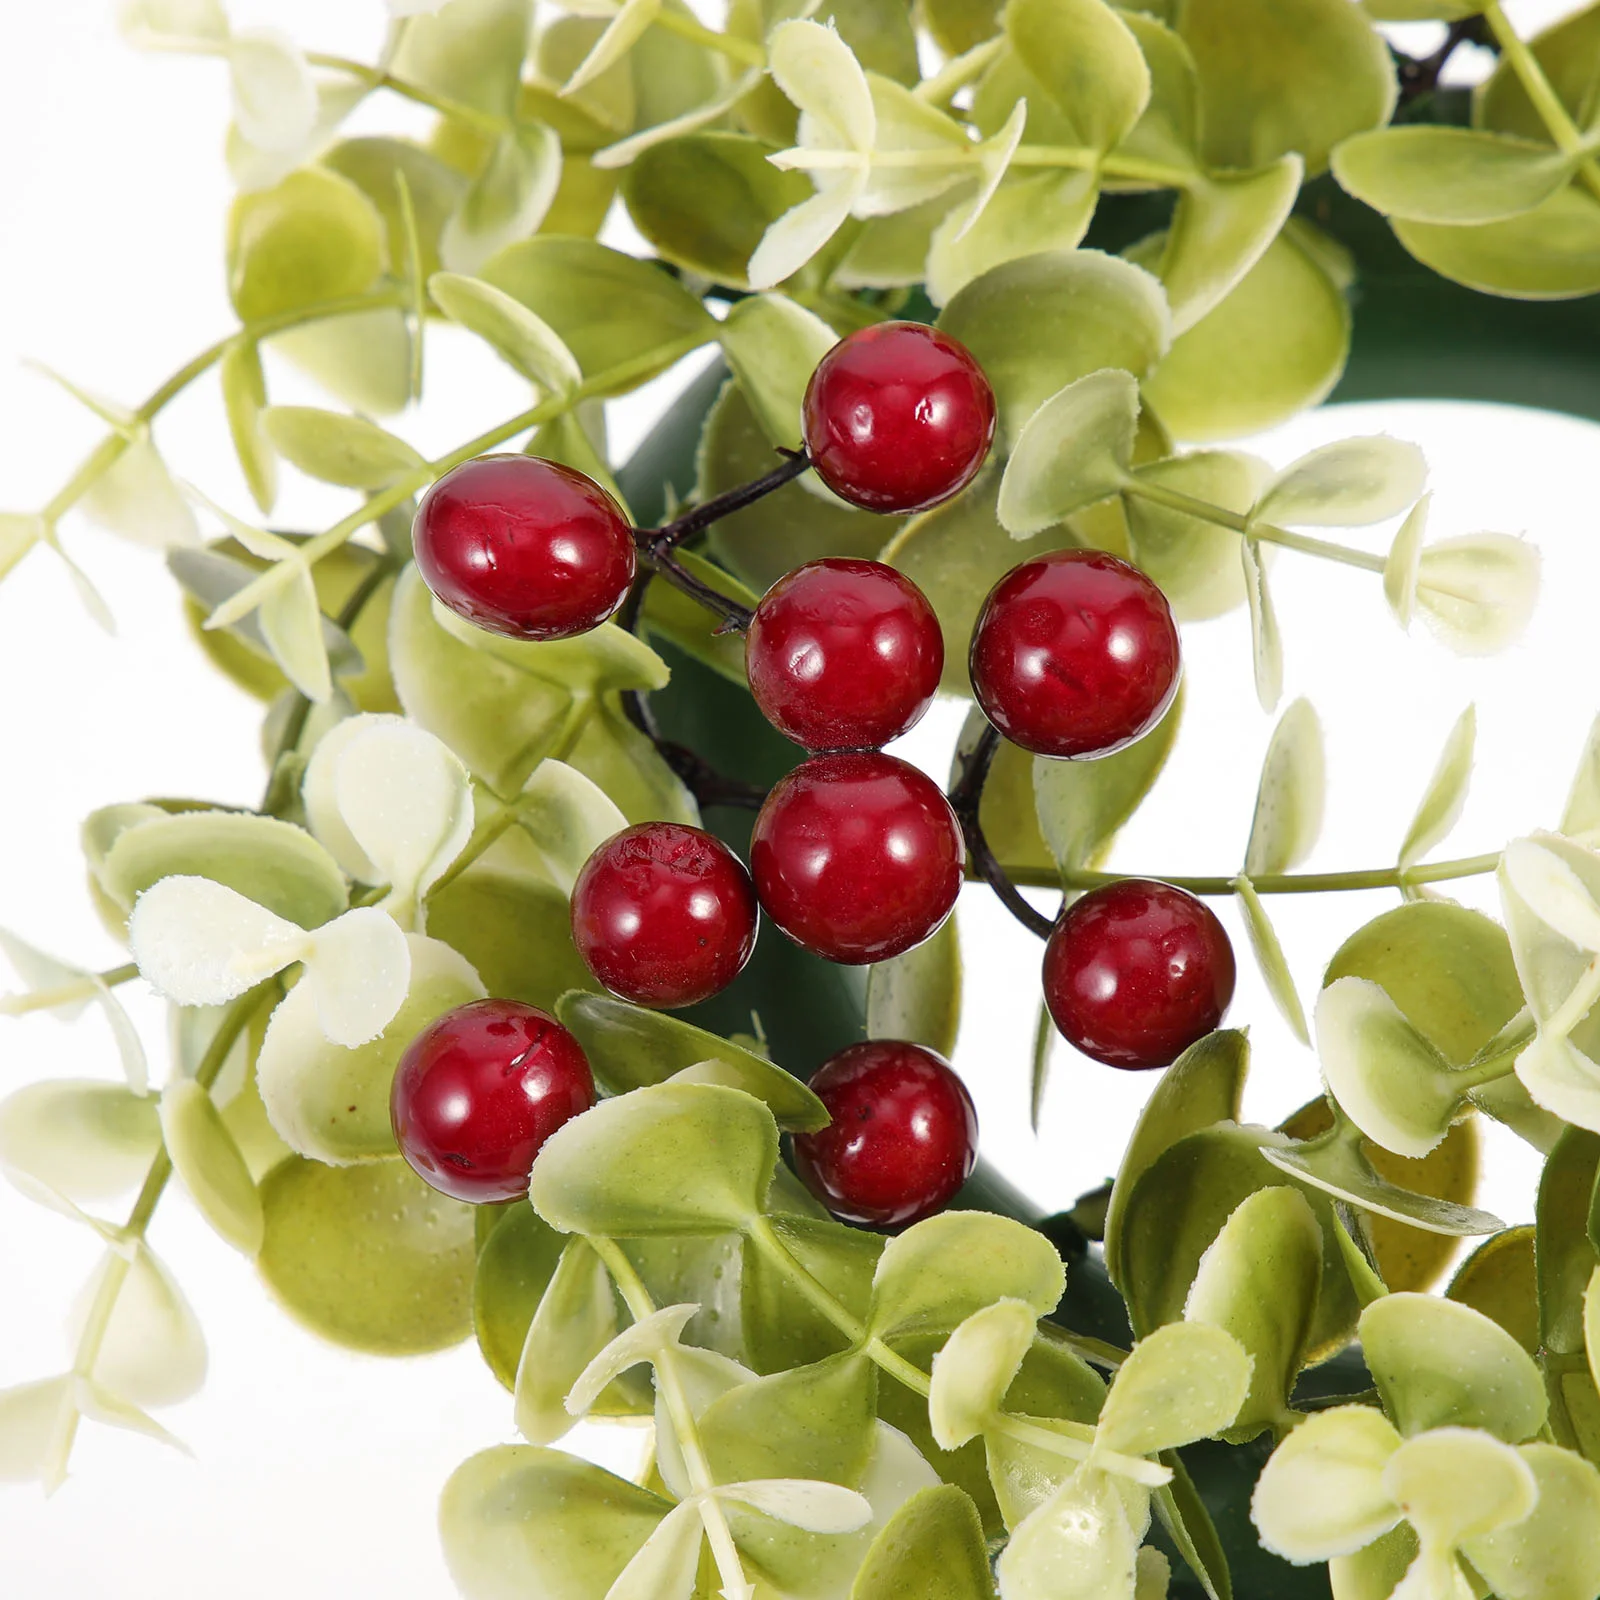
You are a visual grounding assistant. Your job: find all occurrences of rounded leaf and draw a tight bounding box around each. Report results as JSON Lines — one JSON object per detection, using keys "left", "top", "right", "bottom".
{"left": 72, "top": 1244, "right": 208, "bottom": 1407}
{"left": 1382, "top": 1427, "right": 1536, "bottom": 1551}
{"left": 928, "top": 1298, "right": 1038, "bottom": 1450}
{"left": 1395, "top": 189, "right": 1600, "bottom": 301}
{"left": 1465, "top": 1442, "right": 1600, "bottom": 1600}
{"left": 1447, "top": 1226, "right": 1539, "bottom": 1356}
{"left": 529, "top": 1082, "right": 780, "bottom": 1237}
{"left": 849, "top": 1483, "right": 992, "bottom": 1600}
{"left": 160, "top": 1079, "right": 264, "bottom": 1255}
{"left": 1098, "top": 1321, "right": 1252, "bottom": 1458}
{"left": 0, "top": 1080, "right": 160, "bottom": 1203}
{"left": 257, "top": 1155, "right": 477, "bottom": 1354}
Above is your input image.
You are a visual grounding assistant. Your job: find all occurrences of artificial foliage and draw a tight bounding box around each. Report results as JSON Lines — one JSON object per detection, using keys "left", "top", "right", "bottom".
{"left": 5, "top": 2, "right": 1600, "bottom": 1598}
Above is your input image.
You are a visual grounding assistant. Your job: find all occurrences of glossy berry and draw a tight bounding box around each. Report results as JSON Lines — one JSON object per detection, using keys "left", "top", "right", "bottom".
{"left": 750, "top": 751, "right": 963, "bottom": 965}
{"left": 570, "top": 822, "right": 759, "bottom": 1009}
{"left": 793, "top": 1041, "right": 978, "bottom": 1228}
{"left": 802, "top": 322, "right": 996, "bottom": 514}
{"left": 745, "top": 559, "right": 944, "bottom": 751}
{"left": 391, "top": 999, "right": 596, "bottom": 1203}
{"left": 412, "top": 453, "right": 636, "bottom": 642}
{"left": 969, "top": 550, "right": 1181, "bottom": 759}
{"left": 1043, "top": 880, "right": 1236, "bottom": 1071}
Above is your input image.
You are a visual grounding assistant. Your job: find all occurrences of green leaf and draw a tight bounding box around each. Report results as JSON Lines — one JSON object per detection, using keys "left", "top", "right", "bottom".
{"left": 997, "top": 1467, "right": 1143, "bottom": 1600}
{"left": 0, "top": 1376, "right": 74, "bottom": 1487}
{"left": 257, "top": 1155, "right": 477, "bottom": 1354}
{"left": 221, "top": 339, "right": 276, "bottom": 515}
{"left": 867, "top": 1211, "right": 1065, "bottom": 1340}
{"left": 1159, "top": 157, "right": 1303, "bottom": 336}
{"left": 703, "top": 379, "right": 892, "bottom": 592}
{"left": 1004, "top": 0, "right": 1151, "bottom": 152}
{"left": 1394, "top": 188, "right": 1600, "bottom": 301}
{"left": 1447, "top": 1225, "right": 1540, "bottom": 1356}
{"left": 261, "top": 407, "right": 425, "bottom": 489}
{"left": 472, "top": 1202, "right": 594, "bottom": 1392}
{"left": 480, "top": 236, "right": 716, "bottom": 391}
{"left": 1098, "top": 1321, "right": 1252, "bottom": 1456}
{"left": 865, "top": 914, "right": 962, "bottom": 1059}
{"left": 514, "top": 1238, "right": 626, "bottom": 1444}
{"left": 1333, "top": 126, "right": 1576, "bottom": 226}
{"left": 1359, "top": 1291, "right": 1546, "bottom": 1442}
{"left": 1234, "top": 876, "right": 1310, "bottom": 1044}
{"left": 1153, "top": 1453, "right": 1233, "bottom": 1600}
{"left": 77, "top": 432, "right": 197, "bottom": 551}
{"left": 529, "top": 1082, "right": 779, "bottom": 1236}
{"left": 849, "top": 1484, "right": 993, "bottom": 1600}
{"left": 388, "top": 564, "right": 575, "bottom": 795}
{"left": 717, "top": 293, "right": 836, "bottom": 453}
{"left": 1253, "top": 438, "right": 1427, "bottom": 529}
{"left": 1140, "top": 227, "right": 1350, "bottom": 442}
{"left": 567, "top": 697, "right": 698, "bottom": 828}
{"left": 0, "top": 1080, "right": 160, "bottom": 1203}
{"left": 1126, "top": 455, "right": 1267, "bottom": 616}
{"left": 256, "top": 934, "right": 485, "bottom": 1164}
{"left": 1244, "top": 697, "right": 1324, "bottom": 877}
{"left": 1537, "top": 1128, "right": 1600, "bottom": 1358}
{"left": 1464, "top": 1443, "right": 1600, "bottom": 1600}
{"left": 1105, "top": 1028, "right": 1249, "bottom": 1289}
{"left": 1478, "top": 0, "right": 1600, "bottom": 142}
{"left": 227, "top": 166, "right": 385, "bottom": 322}
{"left": 94, "top": 808, "right": 348, "bottom": 930}
{"left": 1563, "top": 714, "right": 1600, "bottom": 839}
{"left": 555, "top": 992, "right": 828, "bottom": 1131}
{"left": 1385, "top": 1428, "right": 1538, "bottom": 1551}
{"left": 997, "top": 369, "right": 1141, "bottom": 536}
{"left": 1240, "top": 536, "right": 1281, "bottom": 712}
{"left": 426, "top": 871, "right": 592, "bottom": 1013}
{"left": 883, "top": 476, "right": 1065, "bottom": 695}
{"left": 440, "top": 1446, "right": 671, "bottom": 1600}
{"left": 323, "top": 136, "right": 469, "bottom": 285}
{"left": 928, "top": 1298, "right": 1038, "bottom": 1449}
{"left": 921, "top": 0, "right": 1002, "bottom": 55}
{"left": 1034, "top": 687, "right": 1182, "bottom": 874}
{"left": 159, "top": 1079, "right": 263, "bottom": 1255}
{"left": 742, "top": 1212, "right": 883, "bottom": 1373}
{"left": 390, "top": 0, "right": 534, "bottom": 120}
{"left": 937, "top": 250, "right": 1171, "bottom": 448}
{"left": 1183, "top": 1187, "right": 1322, "bottom": 1441}
{"left": 272, "top": 307, "right": 413, "bottom": 417}
{"left": 428, "top": 271, "right": 582, "bottom": 392}
{"left": 442, "top": 124, "right": 562, "bottom": 277}
{"left": 1179, "top": 0, "right": 1396, "bottom": 173}
{"left": 622, "top": 133, "right": 814, "bottom": 290}
{"left": 1398, "top": 707, "right": 1475, "bottom": 876}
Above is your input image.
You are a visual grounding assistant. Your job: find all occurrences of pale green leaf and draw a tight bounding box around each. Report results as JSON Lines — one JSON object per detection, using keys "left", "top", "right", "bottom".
{"left": 1005, "top": 0, "right": 1151, "bottom": 151}
{"left": 1125, "top": 456, "right": 1267, "bottom": 617}
{"left": 1384, "top": 494, "right": 1429, "bottom": 628}
{"left": 272, "top": 307, "right": 413, "bottom": 417}
{"left": 441, "top": 124, "right": 563, "bottom": 277}
{"left": 261, "top": 407, "right": 424, "bottom": 489}
{"left": 221, "top": 340, "right": 277, "bottom": 514}
{"left": 1097, "top": 1321, "right": 1252, "bottom": 1458}
{"left": 561, "top": 0, "right": 660, "bottom": 95}
{"left": 390, "top": 0, "right": 533, "bottom": 120}
{"left": 0, "top": 512, "right": 42, "bottom": 582}
{"left": 259, "top": 560, "right": 333, "bottom": 702}
{"left": 566, "top": 1303, "right": 698, "bottom": 1418}
{"left": 856, "top": 76, "right": 973, "bottom": 217}
{"left": 1383, "top": 1428, "right": 1536, "bottom": 1551}
{"left": 159, "top": 1079, "right": 263, "bottom": 1255}
{"left": 1399, "top": 707, "right": 1475, "bottom": 874}
{"left": 514, "top": 1239, "right": 619, "bottom": 1444}
{"left": 1250, "top": 1404, "right": 1402, "bottom": 1562}
{"left": 1413, "top": 533, "right": 1540, "bottom": 655}
{"left": 0, "top": 1080, "right": 160, "bottom": 1203}
{"left": 117, "top": 0, "right": 228, "bottom": 48}
{"left": 0, "top": 1376, "right": 74, "bottom": 1485}
{"left": 1334, "top": 126, "right": 1576, "bottom": 225}
{"left": 529, "top": 1082, "right": 779, "bottom": 1236}
{"left": 603, "top": 1499, "right": 704, "bottom": 1600}
{"left": 1566, "top": 715, "right": 1600, "bottom": 840}
{"left": 72, "top": 1244, "right": 207, "bottom": 1406}
{"left": 996, "top": 1468, "right": 1143, "bottom": 1600}
{"left": 429, "top": 271, "right": 583, "bottom": 393}
{"left": 928, "top": 1298, "right": 1038, "bottom": 1449}
{"left": 748, "top": 171, "right": 864, "bottom": 291}
{"left": 1502, "top": 837, "right": 1600, "bottom": 953}
{"left": 997, "top": 369, "right": 1141, "bottom": 536}
{"left": 1244, "top": 696, "right": 1324, "bottom": 877}
{"left": 1233, "top": 888, "right": 1299, "bottom": 1035}
{"left": 1464, "top": 1443, "right": 1600, "bottom": 1600}
{"left": 1395, "top": 187, "right": 1600, "bottom": 300}
{"left": 82, "top": 436, "right": 199, "bottom": 550}
{"left": 228, "top": 28, "right": 317, "bottom": 156}
{"left": 848, "top": 1484, "right": 993, "bottom": 1600}
{"left": 717, "top": 293, "right": 836, "bottom": 453}
{"left": 1254, "top": 438, "right": 1427, "bottom": 529}
{"left": 1240, "top": 537, "right": 1281, "bottom": 711}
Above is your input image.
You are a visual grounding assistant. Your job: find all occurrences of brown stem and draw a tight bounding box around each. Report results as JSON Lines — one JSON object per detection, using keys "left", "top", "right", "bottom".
{"left": 642, "top": 448, "right": 812, "bottom": 555}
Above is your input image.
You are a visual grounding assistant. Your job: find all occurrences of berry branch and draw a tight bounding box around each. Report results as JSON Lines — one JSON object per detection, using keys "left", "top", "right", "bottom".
{"left": 1393, "top": 15, "right": 1493, "bottom": 104}
{"left": 643, "top": 448, "right": 812, "bottom": 556}
{"left": 948, "top": 722, "right": 1058, "bottom": 941}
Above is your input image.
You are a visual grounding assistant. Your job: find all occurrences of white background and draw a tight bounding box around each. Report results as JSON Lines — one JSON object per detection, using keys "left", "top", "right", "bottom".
{"left": 0, "top": 2, "right": 1593, "bottom": 1595}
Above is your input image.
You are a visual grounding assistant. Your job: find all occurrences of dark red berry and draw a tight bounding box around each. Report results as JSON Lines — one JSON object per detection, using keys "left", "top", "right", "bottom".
{"left": 390, "top": 999, "right": 596, "bottom": 1203}
{"left": 1043, "top": 880, "right": 1236, "bottom": 1071}
{"left": 750, "top": 751, "right": 962, "bottom": 965}
{"left": 969, "top": 549, "right": 1181, "bottom": 760}
{"left": 412, "top": 454, "right": 636, "bottom": 641}
{"left": 570, "top": 822, "right": 759, "bottom": 1009}
{"left": 801, "top": 322, "right": 996, "bottom": 514}
{"left": 793, "top": 1041, "right": 978, "bottom": 1228}
{"left": 745, "top": 559, "right": 944, "bottom": 752}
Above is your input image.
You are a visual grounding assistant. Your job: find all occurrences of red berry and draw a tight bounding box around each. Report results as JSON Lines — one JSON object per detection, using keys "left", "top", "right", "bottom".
{"left": 793, "top": 1041, "right": 978, "bottom": 1228}
{"left": 413, "top": 454, "right": 636, "bottom": 641}
{"left": 1042, "top": 880, "right": 1236, "bottom": 1071}
{"left": 802, "top": 323, "right": 996, "bottom": 514}
{"left": 745, "top": 559, "right": 944, "bottom": 752}
{"left": 969, "top": 549, "right": 1181, "bottom": 759}
{"left": 570, "top": 822, "right": 759, "bottom": 1009}
{"left": 750, "top": 751, "right": 963, "bottom": 965}
{"left": 390, "top": 999, "right": 596, "bottom": 1203}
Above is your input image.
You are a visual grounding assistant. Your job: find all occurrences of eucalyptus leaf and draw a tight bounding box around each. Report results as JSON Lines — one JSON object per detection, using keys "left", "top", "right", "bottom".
{"left": 258, "top": 1154, "right": 477, "bottom": 1353}
{"left": 1399, "top": 706, "right": 1475, "bottom": 876}
{"left": 1395, "top": 188, "right": 1600, "bottom": 301}
{"left": 72, "top": 1244, "right": 207, "bottom": 1407}
{"left": 262, "top": 407, "right": 425, "bottom": 489}
{"left": 1234, "top": 876, "right": 1310, "bottom": 1044}
{"left": 1413, "top": 533, "right": 1540, "bottom": 655}
{"left": 1253, "top": 438, "right": 1427, "bottom": 529}
{"left": 530, "top": 1082, "right": 779, "bottom": 1236}
{"left": 0, "top": 1080, "right": 160, "bottom": 1204}
{"left": 159, "top": 1079, "right": 263, "bottom": 1255}
{"left": 429, "top": 271, "right": 582, "bottom": 392}
{"left": 1244, "top": 697, "right": 1324, "bottom": 877}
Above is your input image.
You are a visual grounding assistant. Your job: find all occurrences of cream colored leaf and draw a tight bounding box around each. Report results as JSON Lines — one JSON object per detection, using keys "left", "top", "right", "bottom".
{"left": 929, "top": 1298, "right": 1038, "bottom": 1450}
{"left": 229, "top": 29, "right": 318, "bottom": 155}
{"left": 1254, "top": 438, "right": 1428, "bottom": 528}
{"left": 1514, "top": 1033, "right": 1600, "bottom": 1134}
{"left": 0, "top": 1377, "right": 75, "bottom": 1485}
{"left": 1244, "top": 697, "right": 1324, "bottom": 876}
{"left": 259, "top": 561, "right": 334, "bottom": 703}
{"left": 562, "top": 0, "right": 661, "bottom": 96}
{"left": 1414, "top": 534, "right": 1540, "bottom": 656}
{"left": 1384, "top": 495, "right": 1429, "bottom": 628}
{"left": 1399, "top": 707, "right": 1475, "bottom": 873}
{"left": 129, "top": 876, "right": 309, "bottom": 1006}
{"left": 117, "top": 0, "right": 229, "bottom": 48}
{"left": 747, "top": 173, "right": 865, "bottom": 291}
{"left": 715, "top": 1478, "right": 873, "bottom": 1532}
{"left": 429, "top": 272, "right": 583, "bottom": 394}
{"left": 298, "top": 906, "right": 412, "bottom": 1046}
{"left": 567, "top": 1303, "right": 700, "bottom": 1418}
{"left": 82, "top": 436, "right": 199, "bottom": 549}
{"left": 1501, "top": 837, "right": 1600, "bottom": 953}
{"left": 70, "top": 1245, "right": 207, "bottom": 1407}
{"left": 769, "top": 19, "right": 875, "bottom": 155}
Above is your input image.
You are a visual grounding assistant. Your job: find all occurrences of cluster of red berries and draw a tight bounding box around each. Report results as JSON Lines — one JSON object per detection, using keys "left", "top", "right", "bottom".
{"left": 392, "top": 321, "right": 1234, "bottom": 1229}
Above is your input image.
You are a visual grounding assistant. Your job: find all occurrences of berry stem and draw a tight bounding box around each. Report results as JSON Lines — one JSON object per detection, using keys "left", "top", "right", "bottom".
{"left": 999, "top": 851, "right": 1503, "bottom": 896}
{"left": 648, "top": 548, "right": 754, "bottom": 631}
{"left": 45, "top": 983, "right": 274, "bottom": 1487}
{"left": 619, "top": 690, "right": 769, "bottom": 811}
{"left": 948, "top": 723, "right": 1057, "bottom": 941}
{"left": 1122, "top": 479, "right": 1387, "bottom": 575}
{"left": 643, "top": 448, "right": 812, "bottom": 555}
{"left": 588, "top": 1235, "right": 755, "bottom": 1600}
